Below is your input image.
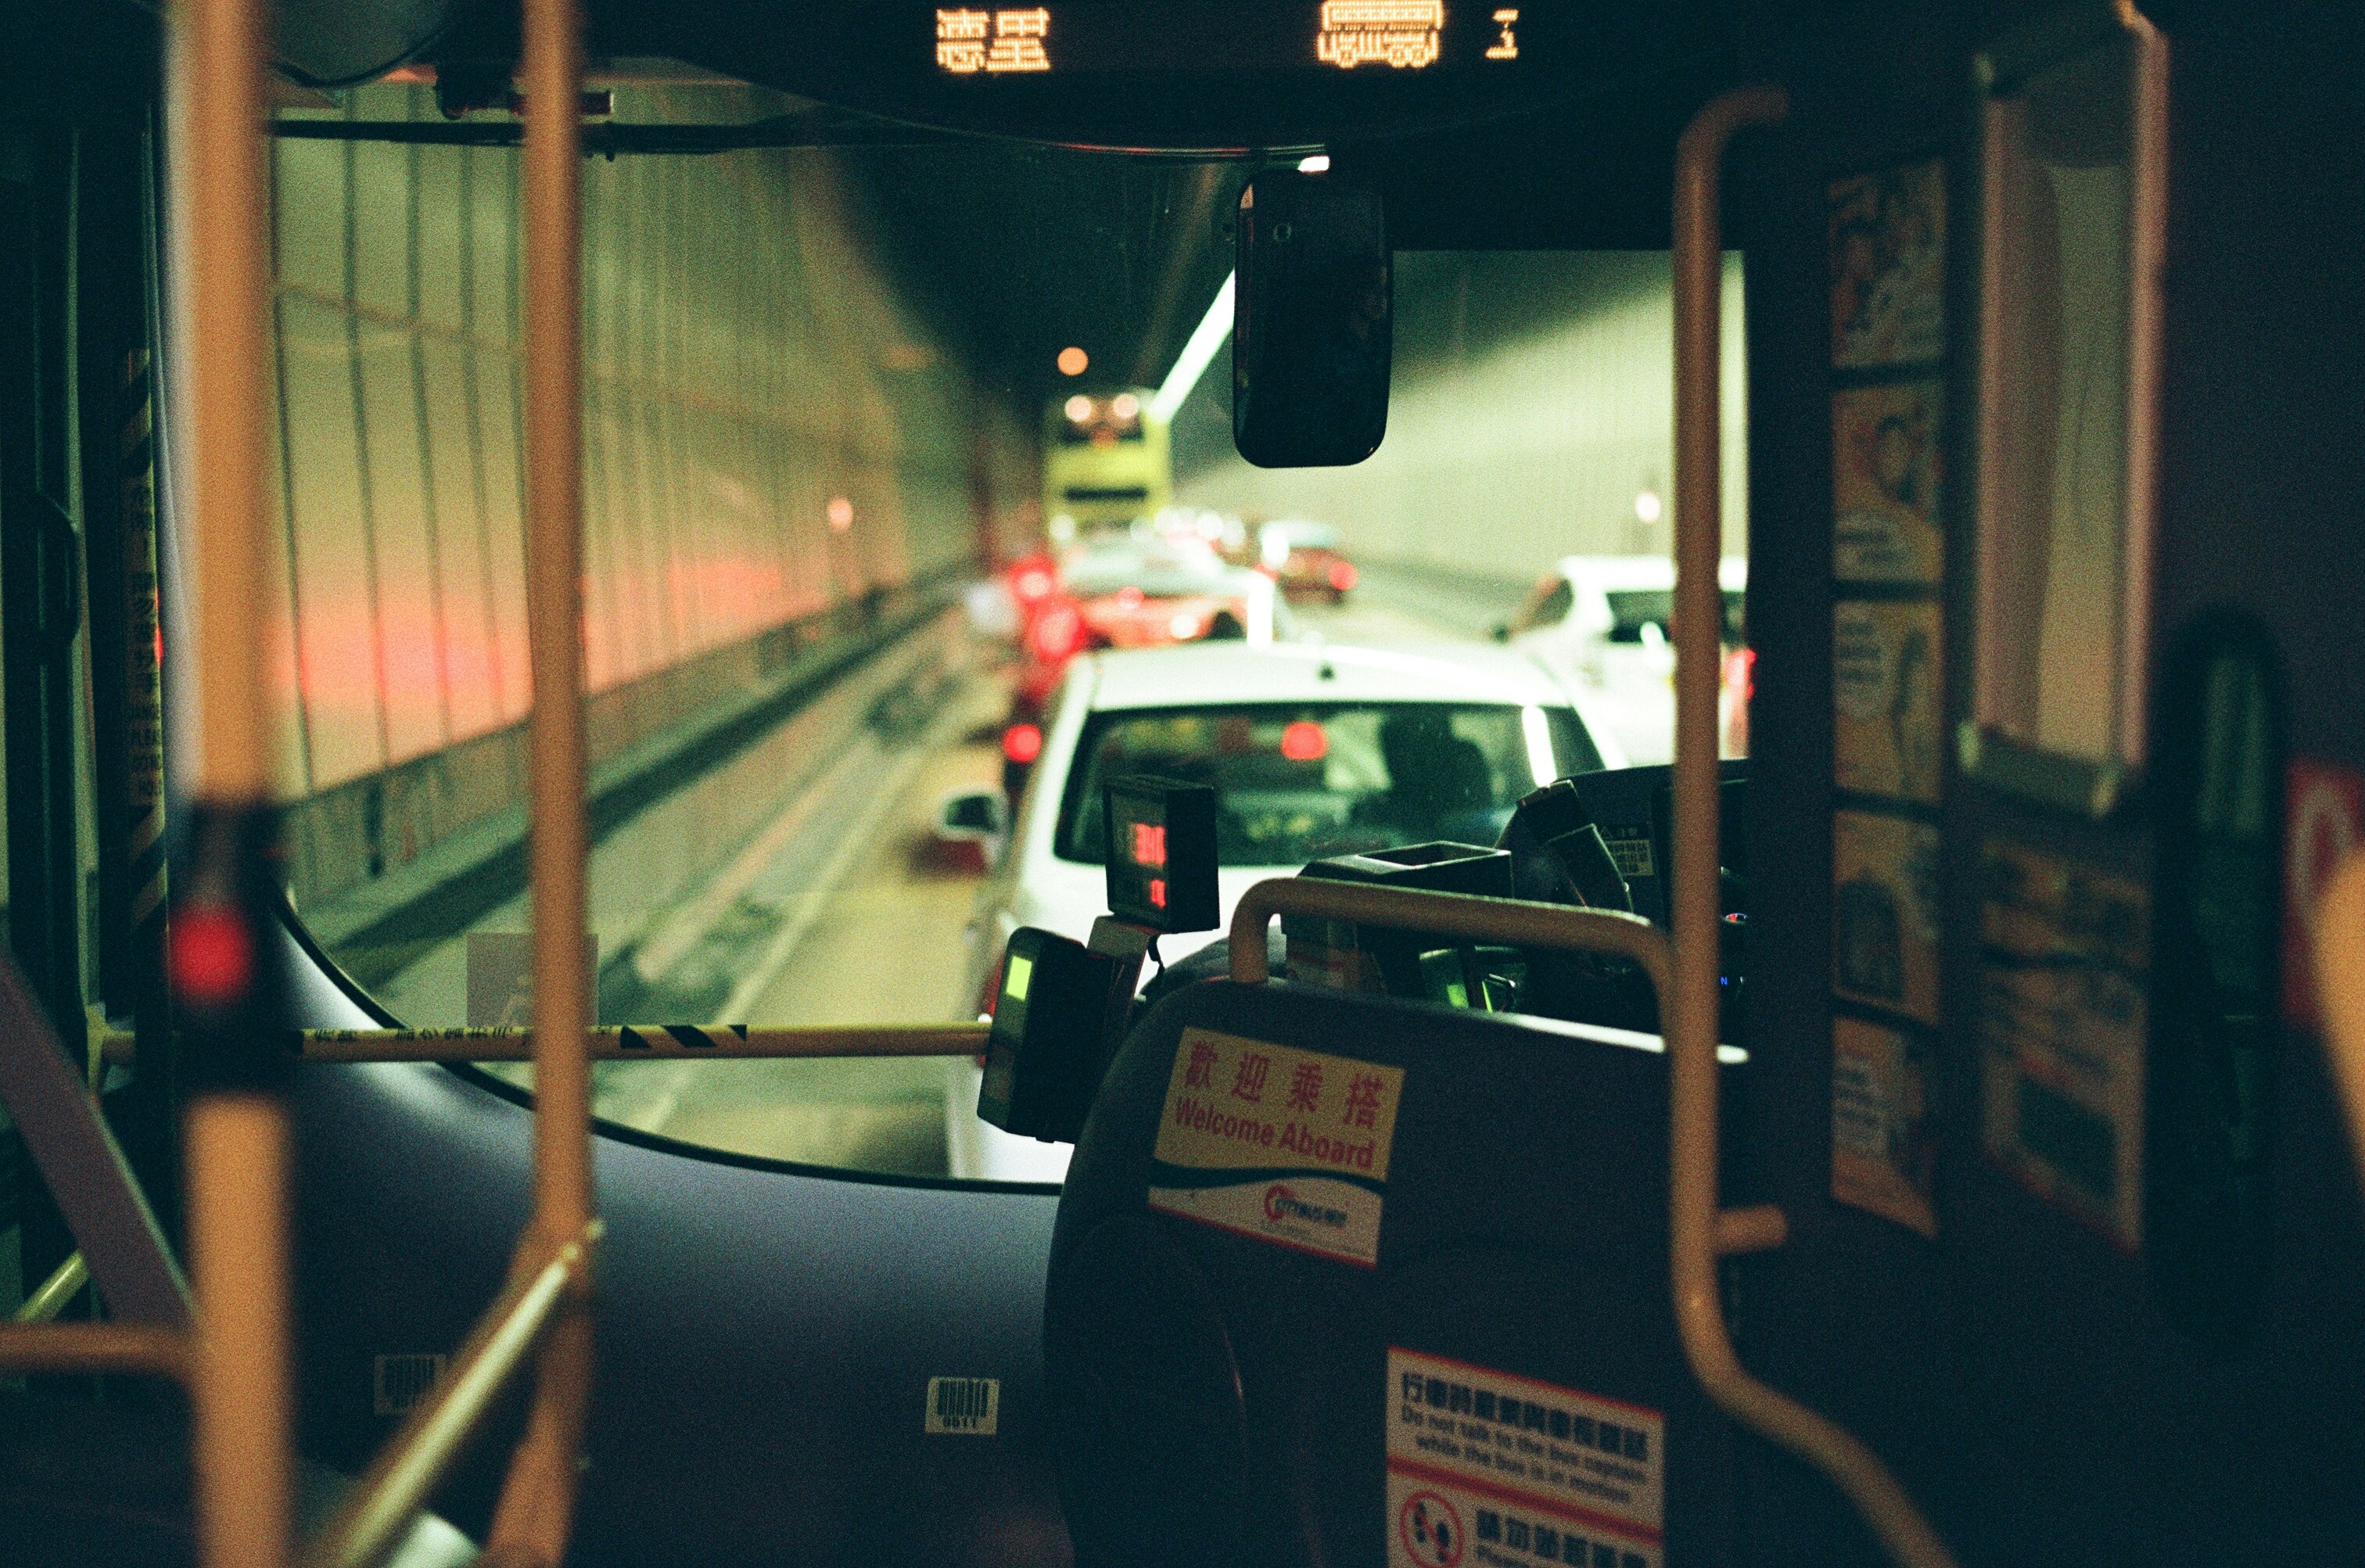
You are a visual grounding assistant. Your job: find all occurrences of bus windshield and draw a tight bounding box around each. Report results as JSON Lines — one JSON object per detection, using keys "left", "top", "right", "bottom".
{"left": 264, "top": 79, "right": 1743, "bottom": 1180}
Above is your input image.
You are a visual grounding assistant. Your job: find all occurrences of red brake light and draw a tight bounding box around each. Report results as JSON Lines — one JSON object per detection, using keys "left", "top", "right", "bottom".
{"left": 1003, "top": 722, "right": 1044, "bottom": 764}
{"left": 1327, "top": 561, "right": 1358, "bottom": 590}
{"left": 1279, "top": 720, "right": 1328, "bottom": 762}
{"left": 1030, "top": 603, "right": 1084, "bottom": 661}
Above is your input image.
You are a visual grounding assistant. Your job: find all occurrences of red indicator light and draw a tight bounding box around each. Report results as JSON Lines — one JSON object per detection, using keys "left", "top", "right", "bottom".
{"left": 170, "top": 905, "right": 253, "bottom": 1007}
{"left": 1149, "top": 877, "right": 1167, "bottom": 909}
{"left": 1327, "top": 561, "right": 1358, "bottom": 590}
{"left": 1130, "top": 820, "right": 1167, "bottom": 867}
{"left": 1280, "top": 720, "right": 1328, "bottom": 762}
{"left": 1003, "top": 722, "right": 1044, "bottom": 764}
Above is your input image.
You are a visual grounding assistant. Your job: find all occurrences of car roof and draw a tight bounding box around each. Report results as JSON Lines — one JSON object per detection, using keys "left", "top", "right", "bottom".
{"left": 1061, "top": 539, "right": 1234, "bottom": 593}
{"left": 1547, "top": 553, "right": 1747, "bottom": 591}
{"left": 1261, "top": 519, "right": 1337, "bottom": 546}
{"left": 1082, "top": 640, "right": 1577, "bottom": 712}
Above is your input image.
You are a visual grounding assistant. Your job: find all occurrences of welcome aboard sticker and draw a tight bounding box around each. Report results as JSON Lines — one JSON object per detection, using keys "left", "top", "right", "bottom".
{"left": 1147, "top": 1027, "right": 1405, "bottom": 1267}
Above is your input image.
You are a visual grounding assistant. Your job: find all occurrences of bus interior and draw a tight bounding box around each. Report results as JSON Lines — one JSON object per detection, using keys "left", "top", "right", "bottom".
{"left": 3, "top": 2, "right": 2365, "bottom": 1566}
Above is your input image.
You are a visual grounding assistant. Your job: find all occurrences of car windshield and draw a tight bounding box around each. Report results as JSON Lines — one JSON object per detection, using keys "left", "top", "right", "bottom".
{"left": 1604, "top": 588, "right": 1749, "bottom": 644}
{"left": 1055, "top": 703, "right": 1602, "bottom": 866}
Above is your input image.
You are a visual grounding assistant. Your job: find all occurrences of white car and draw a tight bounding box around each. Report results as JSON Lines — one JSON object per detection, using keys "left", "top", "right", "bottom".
{"left": 1500, "top": 554, "right": 1748, "bottom": 766}
{"left": 943, "top": 639, "right": 1624, "bottom": 1181}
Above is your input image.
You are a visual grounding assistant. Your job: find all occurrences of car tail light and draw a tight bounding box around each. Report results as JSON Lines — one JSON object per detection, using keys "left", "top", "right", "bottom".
{"left": 1003, "top": 722, "right": 1044, "bottom": 765}
{"left": 1728, "top": 646, "right": 1757, "bottom": 702}
{"left": 1012, "top": 567, "right": 1053, "bottom": 602}
{"left": 1280, "top": 719, "right": 1328, "bottom": 762}
{"left": 1327, "top": 561, "right": 1358, "bottom": 590}
{"left": 1029, "top": 602, "right": 1084, "bottom": 661}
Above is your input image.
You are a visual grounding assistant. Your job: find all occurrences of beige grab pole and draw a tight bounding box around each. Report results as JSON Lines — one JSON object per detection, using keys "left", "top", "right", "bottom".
{"left": 183, "top": 0, "right": 295, "bottom": 1564}
{"left": 1668, "top": 87, "right": 1957, "bottom": 1568}
{"left": 481, "top": 0, "right": 597, "bottom": 1559}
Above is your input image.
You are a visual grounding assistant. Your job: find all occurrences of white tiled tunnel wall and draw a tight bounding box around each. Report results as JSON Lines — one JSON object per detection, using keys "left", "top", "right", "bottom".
{"left": 262, "top": 84, "right": 1013, "bottom": 797}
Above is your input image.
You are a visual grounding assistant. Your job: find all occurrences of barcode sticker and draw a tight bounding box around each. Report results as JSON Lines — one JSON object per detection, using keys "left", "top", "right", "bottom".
{"left": 373, "top": 1353, "right": 449, "bottom": 1416}
{"left": 925, "top": 1376, "right": 1000, "bottom": 1436}
{"left": 1601, "top": 830, "right": 1655, "bottom": 880}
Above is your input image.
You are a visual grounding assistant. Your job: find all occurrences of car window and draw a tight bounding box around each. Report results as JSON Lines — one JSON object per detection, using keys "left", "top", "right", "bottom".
{"left": 1053, "top": 702, "right": 1602, "bottom": 867}
{"left": 1604, "top": 588, "right": 1674, "bottom": 643}
{"left": 1508, "top": 575, "right": 1577, "bottom": 636}
{"left": 1602, "top": 587, "right": 1747, "bottom": 644}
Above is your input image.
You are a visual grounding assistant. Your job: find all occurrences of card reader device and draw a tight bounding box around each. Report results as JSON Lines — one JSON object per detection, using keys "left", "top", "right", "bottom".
{"left": 977, "top": 779, "right": 1222, "bottom": 1143}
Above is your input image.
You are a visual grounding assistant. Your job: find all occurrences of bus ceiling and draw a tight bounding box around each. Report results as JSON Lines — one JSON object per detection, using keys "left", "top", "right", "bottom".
{"left": 272, "top": 0, "right": 1755, "bottom": 156}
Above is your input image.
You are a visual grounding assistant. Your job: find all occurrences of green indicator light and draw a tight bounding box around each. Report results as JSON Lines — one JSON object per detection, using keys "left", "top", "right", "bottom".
{"left": 1004, "top": 952, "right": 1034, "bottom": 1003}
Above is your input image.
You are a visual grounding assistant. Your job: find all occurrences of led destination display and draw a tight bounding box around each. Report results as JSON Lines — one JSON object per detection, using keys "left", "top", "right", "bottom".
{"left": 931, "top": 2, "right": 1534, "bottom": 76}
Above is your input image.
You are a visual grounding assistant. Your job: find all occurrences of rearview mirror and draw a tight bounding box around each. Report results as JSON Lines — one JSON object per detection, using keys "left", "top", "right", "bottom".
{"left": 1233, "top": 168, "right": 1390, "bottom": 468}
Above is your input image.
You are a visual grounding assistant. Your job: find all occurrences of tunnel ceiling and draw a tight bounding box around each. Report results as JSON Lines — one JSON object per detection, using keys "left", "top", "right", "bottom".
{"left": 840, "top": 145, "right": 1236, "bottom": 424}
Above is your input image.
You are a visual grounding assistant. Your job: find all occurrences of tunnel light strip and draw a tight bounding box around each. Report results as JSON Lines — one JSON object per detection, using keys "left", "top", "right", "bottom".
{"left": 1148, "top": 271, "right": 1234, "bottom": 425}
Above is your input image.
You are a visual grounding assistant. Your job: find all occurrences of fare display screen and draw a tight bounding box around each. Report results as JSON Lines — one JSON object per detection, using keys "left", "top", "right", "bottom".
{"left": 931, "top": 2, "right": 1538, "bottom": 77}
{"left": 1104, "top": 777, "right": 1220, "bottom": 933}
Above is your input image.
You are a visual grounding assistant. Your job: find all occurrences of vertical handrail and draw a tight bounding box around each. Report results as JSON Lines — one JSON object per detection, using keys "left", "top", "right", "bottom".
{"left": 183, "top": 0, "right": 294, "bottom": 1565}
{"left": 481, "top": 0, "right": 598, "bottom": 1560}
{"left": 1669, "top": 88, "right": 1958, "bottom": 1568}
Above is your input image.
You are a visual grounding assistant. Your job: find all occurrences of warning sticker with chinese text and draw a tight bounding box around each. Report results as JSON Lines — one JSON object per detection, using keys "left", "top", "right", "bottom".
{"left": 1148, "top": 1028, "right": 1402, "bottom": 1268}
{"left": 1386, "top": 1348, "right": 1663, "bottom": 1568}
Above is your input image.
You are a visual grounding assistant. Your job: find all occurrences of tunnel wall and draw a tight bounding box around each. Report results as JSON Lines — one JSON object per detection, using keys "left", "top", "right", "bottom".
{"left": 1173, "top": 252, "right": 1748, "bottom": 583}
{"left": 260, "top": 84, "right": 1021, "bottom": 802}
